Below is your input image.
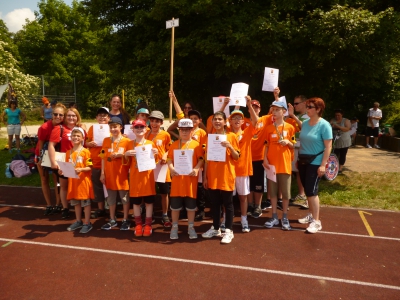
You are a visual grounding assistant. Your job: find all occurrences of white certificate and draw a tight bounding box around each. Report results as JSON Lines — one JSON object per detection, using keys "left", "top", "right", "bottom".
{"left": 229, "top": 83, "right": 248, "bottom": 107}
{"left": 57, "top": 161, "right": 79, "bottom": 178}
{"left": 124, "top": 125, "right": 136, "bottom": 140}
{"left": 212, "top": 97, "right": 230, "bottom": 117}
{"left": 262, "top": 67, "right": 279, "bottom": 92}
{"left": 279, "top": 96, "right": 289, "bottom": 117}
{"left": 93, "top": 124, "right": 110, "bottom": 146}
{"left": 135, "top": 144, "right": 156, "bottom": 172}
{"left": 207, "top": 134, "right": 227, "bottom": 162}
{"left": 173, "top": 149, "right": 193, "bottom": 175}
{"left": 103, "top": 184, "right": 108, "bottom": 198}
{"left": 154, "top": 163, "right": 168, "bottom": 183}
{"left": 263, "top": 164, "right": 277, "bottom": 183}
{"left": 41, "top": 150, "right": 66, "bottom": 168}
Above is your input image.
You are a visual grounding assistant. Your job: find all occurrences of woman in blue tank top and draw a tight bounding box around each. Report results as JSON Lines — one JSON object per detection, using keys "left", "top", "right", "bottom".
{"left": 1, "top": 100, "right": 26, "bottom": 153}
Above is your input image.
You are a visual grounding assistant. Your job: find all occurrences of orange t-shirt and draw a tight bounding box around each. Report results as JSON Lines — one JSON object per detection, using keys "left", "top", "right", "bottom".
{"left": 86, "top": 125, "right": 110, "bottom": 169}
{"left": 285, "top": 117, "right": 300, "bottom": 133}
{"left": 206, "top": 132, "right": 239, "bottom": 191}
{"left": 101, "top": 136, "right": 130, "bottom": 190}
{"left": 127, "top": 140, "right": 158, "bottom": 197}
{"left": 146, "top": 130, "right": 172, "bottom": 183}
{"left": 168, "top": 139, "right": 204, "bottom": 198}
{"left": 251, "top": 114, "right": 274, "bottom": 161}
{"left": 233, "top": 124, "right": 256, "bottom": 176}
{"left": 264, "top": 122, "right": 296, "bottom": 174}
{"left": 191, "top": 127, "right": 208, "bottom": 148}
{"left": 206, "top": 115, "right": 232, "bottom": 134}
{"left": 66, "top": 148, "right": 94, "bottom": 200}
{"left": 241, "top": 117, "right": 251, "bottom": 130}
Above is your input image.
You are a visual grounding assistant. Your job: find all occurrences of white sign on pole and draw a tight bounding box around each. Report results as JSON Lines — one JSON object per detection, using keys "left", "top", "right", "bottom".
{"left": 262, "top": 67, "right": 279, "bottom": 92}
{"left": 166, "top": 19, "right": 179, "bottom": 29}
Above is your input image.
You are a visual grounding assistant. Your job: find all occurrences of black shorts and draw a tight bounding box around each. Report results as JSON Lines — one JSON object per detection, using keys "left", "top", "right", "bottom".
{"left": 130, "top": 195, "right": 156, "bottom": 205}
{"left": 156, "top": 182, "right": 170, "bottom": 194}
{"left": 249, "top": 160, "right": 264, "bottom": 192}
{"left": 298, "top": 164, "right": 321, "bottom": 197}
{"left": 366, "top": 127, "right": 379, "bottom": 138}
{"left": 170, "top": 197, "right": 197, "bottom": 211}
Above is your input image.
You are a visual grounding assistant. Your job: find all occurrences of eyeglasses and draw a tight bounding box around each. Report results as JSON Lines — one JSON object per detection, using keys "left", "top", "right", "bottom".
{"left": 53, "top": 113, "right": 64, "bottom": 117}
{"left": 98, "top": 114, "right": 108, "bottom": 118}
{"left": 133, "top": 125, "right": 145, "bottom": 129}
{"left": 231, "top": 117, "right": 243, "bottom": 121}
{"left": 306, "top": 105, "right": 316, "bottom": 109}
{"left": 184, "top": 106, "right": 192, "bottom": 109}
{"left": 293, "top": 102, "right": 302, "bottom": 106}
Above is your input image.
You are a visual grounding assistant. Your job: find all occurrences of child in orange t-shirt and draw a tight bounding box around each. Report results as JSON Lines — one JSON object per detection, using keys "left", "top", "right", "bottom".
{"left": 124, "top": 119, "right": 159, "bottom": 237}
{"left": 262, "top": 101, "right": 296, "bottom": 231}
{"left": 59, "top": 127, "right": 94, "bottom": 234}
{"left": 202, "top": 111, "right": 240, "bottom": 244}
{"left": 167, "top": 119, "right": 204, "bottom": 240}
{"left": 99, "top": 117, "right": 131, "bottom": 231}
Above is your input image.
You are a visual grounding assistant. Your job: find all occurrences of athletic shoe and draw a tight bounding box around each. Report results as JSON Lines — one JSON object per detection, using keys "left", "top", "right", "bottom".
{"left": 51, "top": 205, "right": 62, "bottom": 215}
{"left": 281, "top": 218, "right": 291, "bottom": 231}
{"left": 202, "top": 226, "right": 222, "bottom": 238}
{"left": 220, "top": 222, "right": 226, "bottom": 232}
{"left": 306, "top": 220, "right": 322, "bottom": 233}
{"left": 264, "top": 217, "right": 279, "bottom": 228}
{"left": 79, "top": 223, "right": 93, "bottom": 234}
{"left": 135, "top": 224, "right": 143, "bottom": 237}
{"left": 188, "top": 226, "right": 198, "bottom": 239}
{"left": 261, "top": 200, "right": 272, "bottom": 210}
{"left": 143, "top": 224, "right": 152, "bottom": 237}
{"left": 67, "top": 220, "right": 83, "bottom": 231}
{"left": 374, "top": 144, "right": 381, "bottom": 149}
{"left": 162, "top": 215, "right": 172, "bottom": 228}
{"left": 298, "top": 213, "right": 313, "bottom": 224}
{"left": 61, "top": 208, "right": 70, "bottom": 219}
{"left": 44, "top": 206, "right": 53, "bottom": 216}
{"left": 120, "top": 219, "right": 131, "bottom": 231}
{"left": 241, "top": 220, "right": 250, "bottom": 233}
{"left": 170, "top": 225, "right": 179, "bottom": 240}
{"left": 101, "top": 219, "right": 117, "bottom": 230}
{"left": 252, "top": 207, "right": 262, "bottom": 218}
{"left": 366, "top": 144, "right": 372, "bottom": 148}
{"left": 194, "top": 211, "right": 205, "bottom": 221}
{"left": 246, "top": 205, "right": 254, "bottom": 216}
{"left": 221, "top": 229, "right": 234, "bottom": 244}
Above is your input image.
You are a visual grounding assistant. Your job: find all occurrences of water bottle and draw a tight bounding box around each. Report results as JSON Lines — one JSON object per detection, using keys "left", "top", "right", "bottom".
{"left": 5, "top": 163, "right": 12, "bottom": 178}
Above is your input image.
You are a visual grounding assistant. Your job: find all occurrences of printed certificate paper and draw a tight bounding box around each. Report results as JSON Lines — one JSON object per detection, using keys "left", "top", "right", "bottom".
{"left": 262, "top": 67, "right": 279, "bottom": 92}
{"left": 93, "top": 124, "right": 110, "bottom": 146}
{"left": 154, "top": 163, "right": 168, "bottom": 183}
{"left": 135, "top": 144, "right": 156, "bottom": 172}
{"left": 264, "top": 164, "right": 277, "bottom": 183}
{"left": 212, "top": 97, "right": 230, "bottom": 117}
{"left": 57, "top": 161, "right": 79, "bottom": 178}
{"left": 229, "top": 83, "right": 248, "bottom": 107}
{"left": 207, "top": 134, "right": 227, "bottom": 162}
{"left": 124, "top": 125, "right": 136, "bottom": 140}
{"left": 173, "top": 149, "right": 193, "bottom": 175}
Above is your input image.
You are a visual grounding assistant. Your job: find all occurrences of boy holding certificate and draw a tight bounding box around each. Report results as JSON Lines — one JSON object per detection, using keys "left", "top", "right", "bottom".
{"left": 124, "top": 119, "right": 159, "bottom": 237}
{"left": 99, "top": 117, "right": 131, "bottom": 231}
{"left": 202, "top": 111, "right": 240, "bottom": 244}
{"left": 167, "top": 119, "right": 204, "bottom": 239}
{"left": 59, "top": 127, "right": 94, "bottom": 234}
{"left": 262, "top": 101, "right": 296, "bottom": 230}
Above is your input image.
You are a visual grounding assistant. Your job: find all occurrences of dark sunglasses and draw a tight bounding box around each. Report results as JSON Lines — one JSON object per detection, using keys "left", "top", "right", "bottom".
{"left": 133, "top": 125, "right": 145, "bottom": 129}
{"left": 184, "top": 106, "right": 192, "bottom": 109}
{"left": 293, "top": 102, "right": 302, "bottom": 106}
{"left": 53, "top": 113, "right": 64, "bottom": 117}
{"left": 306, "top": 105, "right": 316, "bottom": 109}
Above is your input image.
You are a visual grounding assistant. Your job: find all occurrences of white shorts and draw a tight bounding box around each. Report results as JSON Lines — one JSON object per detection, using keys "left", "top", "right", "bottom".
{"left": 7, "top": 124, "right": 21, "bottom": 136}
{"left": 233, "top": 176, "right": 250, "bottom": 196}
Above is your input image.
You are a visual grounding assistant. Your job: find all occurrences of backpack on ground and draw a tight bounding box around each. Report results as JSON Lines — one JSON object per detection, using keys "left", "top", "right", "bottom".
{"left": 10, "top": 160, "right": 32, "bottom": 178}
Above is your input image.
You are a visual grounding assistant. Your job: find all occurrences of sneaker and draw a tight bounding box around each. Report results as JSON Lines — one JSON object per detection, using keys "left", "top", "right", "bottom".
{"left": 220, "top": 222, "right": 226, "bottom": 232}
{"left": 261, "top": 200, "right": 272, "bottom": 210}
{"left": 281, "top": 218, "right": 291, "bottom": 231}
{"left": 143, "top": 224, "right": 152, "bottom": 237}
{"left": 79, "top": 223, "right": 93, "bottom": 234}
{"left": 44, "top": 206, "right": 53, "bottom": 216}
{"left": 251, "top": 206, "right": 262, "bottom": 218}
{"left": 162, "top": 215, "right": 172, "bottom": 228}
{"left": 246, "top": 205, "right": 254, "bottom": 216}
{"left": 101, "top": 219, "right": 117, "bottom": 230}
{"left": 135, "top": 224, "right": 143, "bottom": 237}
{"left": 221, "top": 229, "right": 234, "bottom": 244}
{"left": 188, "top": 226, "right": 198, "bottom": 239}
{"left": 374, "top": 144, "right": 380, "bottom": 149}
{"left": 194, "top": 211, "right": 205, "bottom": 221}
{"left": 298, "top": 213, "right": 313, "bottom": 224}
{"left": 264, "top": 217, "right": 279, "bottom": 228}
{"left": 51, "top": 205, "right": 62, "bottom": 215}
{"left": 366, "top": 144, "right": 372, "bottom": 148}
{"left": 202, "top": 226, "right": 222, "bottom": 238}
{"left": 61, "top": 208, "right": 70, "bottom": 219}
{"left": 120, "top": 219, "right": 131, "bottom": 231}
{"left": 67, "top": 220, "right": 83, "bottom": 231}
{"left": 306, "top": 220, "right": 322, "bottom": 233}
{"left": 170, "top": 225, "right": 179, "bottom": 239}
{"left": 241, "top": 220, "right": 250, "bottom": 233}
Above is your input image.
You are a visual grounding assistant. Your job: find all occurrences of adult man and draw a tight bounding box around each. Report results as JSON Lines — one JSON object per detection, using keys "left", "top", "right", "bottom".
{"left": 366, "top": 102, "right": 382, "bottom": 149}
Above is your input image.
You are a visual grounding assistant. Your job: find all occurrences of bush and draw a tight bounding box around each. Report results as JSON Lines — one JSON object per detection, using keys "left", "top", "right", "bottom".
{"left": 383, "top": 101, "right": 400, "bottom": 136}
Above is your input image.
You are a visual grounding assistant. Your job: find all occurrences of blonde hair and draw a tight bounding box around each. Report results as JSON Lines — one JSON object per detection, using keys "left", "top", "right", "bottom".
{"left": 65, "top": 108, "right": 82, "bottom": 126}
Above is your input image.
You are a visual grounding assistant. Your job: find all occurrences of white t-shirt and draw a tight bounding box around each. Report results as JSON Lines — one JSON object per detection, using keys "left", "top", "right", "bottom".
{"left": 348, "top": 122, "right": 358, "bottom": 136}
{"left": 367, "top": 108, "right": 382, "bottom": 128}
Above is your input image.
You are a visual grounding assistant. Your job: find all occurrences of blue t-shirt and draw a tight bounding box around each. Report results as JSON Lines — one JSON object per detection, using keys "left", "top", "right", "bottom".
{"left": 44, "top": 106, "right": 53, "bottom": 120}
{"left": 5, "top": 108, "right": 21, "bottom": 124}
{"left": 299, "top": 118, "right": 333, "bottom": 165}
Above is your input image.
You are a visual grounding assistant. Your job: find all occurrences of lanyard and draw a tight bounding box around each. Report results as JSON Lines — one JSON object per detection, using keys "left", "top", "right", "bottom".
{"left": 146, "top": 129, "right": 160, "bottom": 142}
{"left": 274, "top": 121, "right": 285, "bottom": 141}
{"left": 111, "top": 136, "right": 122, "bottom": 153}
{"left": 70, "top": 147, "right": 84, "bottom": 167}
{"left": 179, "top": 139, "right": 192, "bottom": 151}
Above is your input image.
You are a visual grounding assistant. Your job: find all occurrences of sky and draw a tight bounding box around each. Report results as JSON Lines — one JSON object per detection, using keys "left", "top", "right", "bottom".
{"left": 0, "top": 0, "right": 75, "bottom": 33}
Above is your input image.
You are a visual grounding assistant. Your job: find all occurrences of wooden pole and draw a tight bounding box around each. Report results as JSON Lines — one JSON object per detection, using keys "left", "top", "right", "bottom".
{"left": 122, "top": 89, "right": 125, "bottom": 109}
{"left": 169, "top": 18, "right": 175, "bottom": 122}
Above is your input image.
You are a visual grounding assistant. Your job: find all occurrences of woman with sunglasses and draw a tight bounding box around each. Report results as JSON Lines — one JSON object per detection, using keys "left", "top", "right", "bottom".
{"left": 48, "top": 108, "right": 86, "bottom": 219}
{"left": 35, "top": 103, "right": 65, "bottom": 215}
{"left": 297, "top": 98, "right": 332, "bottom": 233}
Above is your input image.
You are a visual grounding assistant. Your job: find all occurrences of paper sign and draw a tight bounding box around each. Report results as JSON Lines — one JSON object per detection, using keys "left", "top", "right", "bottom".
{"left": 264, "top": 164, "right": 277, "bottom": 182}
{"left": 93, "top": 124, "right": 110, "bottom": 146}
{"left": 124, "top": 125, "right": 136, "bottom": 140}
{"left": 154, "top": 163, "right": 168, "bottom": 183}
{"left": 262, "top": 67, "right": 279, "bottom": 92}
{"left": 229, "top": 83, "right": 248, "bottom": 107}
{"left": 212, "top": 97, "right": 230, "bottom": 117}
{"left": 57, "top": 161, "right": 79, "bottom": 178}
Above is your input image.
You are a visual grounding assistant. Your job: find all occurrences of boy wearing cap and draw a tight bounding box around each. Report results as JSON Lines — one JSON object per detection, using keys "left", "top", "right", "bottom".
{"left": 125, "top": 119, "right": 159, "bottom": 237}
{"left": 147, "top": 110, "right": 173, "bottom": 227}
{"left": 167, "top": 119, "right": 204, "bottom": 239}
{"left": 59, "top": 127, "right": 94, "bottom": 233}
{"left": 262, "top": 101, "right": 296, "bottom": 230}
{"left": 136, "top": 108, "right": 150, "bottom": 125}
{"left": 100, "top": 117, "right": 131, "bottom": 230}
{"left": 86, "top": 107, "right": 110, "bottom": 217}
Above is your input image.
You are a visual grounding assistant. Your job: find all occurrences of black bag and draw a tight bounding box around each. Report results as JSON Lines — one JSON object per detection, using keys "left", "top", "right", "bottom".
{"left": 298, "top": 150, "right": 324, "bottom": 165}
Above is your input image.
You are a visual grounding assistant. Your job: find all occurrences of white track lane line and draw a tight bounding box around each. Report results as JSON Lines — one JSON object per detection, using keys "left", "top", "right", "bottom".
{"left": 0, "top": 238, "right": 399, "bottom": 291}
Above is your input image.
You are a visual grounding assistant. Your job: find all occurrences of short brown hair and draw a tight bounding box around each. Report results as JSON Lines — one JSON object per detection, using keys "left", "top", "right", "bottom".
{"left": 306, "top": 97, "right": 325, "bottom": 117}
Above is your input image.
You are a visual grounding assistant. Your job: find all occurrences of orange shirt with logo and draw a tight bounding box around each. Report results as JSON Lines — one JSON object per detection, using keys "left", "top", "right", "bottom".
{"left": 66, "top": 148, "right": 94, "bottom": 200}
{"left": 234, "top": 124, "right": 256, "bottom": 176}
{"left": 251, "top": 114, "right": 274, "bottom": 161}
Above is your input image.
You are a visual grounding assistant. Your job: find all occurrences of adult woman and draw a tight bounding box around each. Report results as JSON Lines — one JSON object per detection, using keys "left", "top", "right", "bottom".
{"left": 297, "top": 98, "right": 332, "bottom": 234}
{"left": 48, "top": 108, "right": 85, "bottom": 219}
{"left": 40, "top": 97, "right": 53, "bottom": 122}
{"left": 330, "top": 109, "right": 351, "bottom": 172}
{"left": 1, "top": 99, "right": 26, "bottom": 153}
{"left": 109, "top": 94, "right": 131, "bottom": 129}
{"left": 36, "top": 103, "right": 65, "bottom": 215}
